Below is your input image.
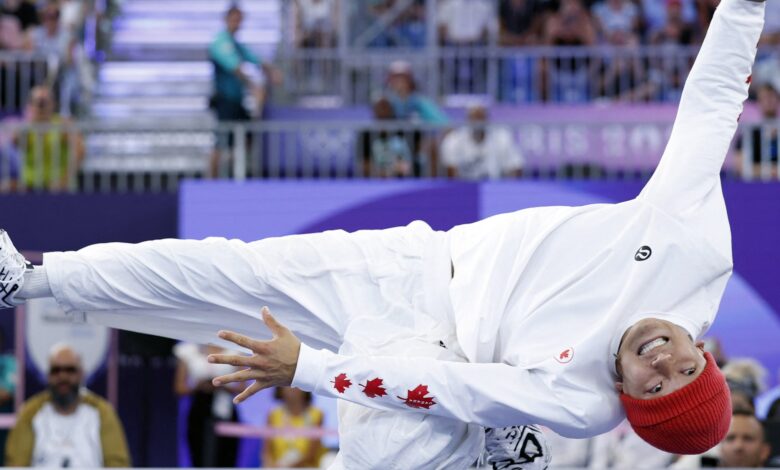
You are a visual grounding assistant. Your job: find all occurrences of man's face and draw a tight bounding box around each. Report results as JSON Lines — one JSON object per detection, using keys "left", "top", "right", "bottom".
{"left": 616, "top": 318, "right": 706, "bottom": 398}
{"left": 47, "top": 349, "right": 82, "bottom": 409}
{"left": 226, "top": 10, "right": 243, "bottom": 34}
{"left": 720, "top": 414, "right": 770, "bottom": 468}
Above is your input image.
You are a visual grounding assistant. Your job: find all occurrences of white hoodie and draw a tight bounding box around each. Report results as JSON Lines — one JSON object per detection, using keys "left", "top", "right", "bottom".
{"left": 293, "top": 0, "right": 765, "bottom": 438}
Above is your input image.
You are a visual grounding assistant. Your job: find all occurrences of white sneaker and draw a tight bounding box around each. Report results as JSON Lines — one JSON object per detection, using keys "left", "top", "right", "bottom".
{"left": 0, "top": 230, "right": 30, "bottom": 308}
{"left": 484, "top": 425, "right": 551, "bottom": 470}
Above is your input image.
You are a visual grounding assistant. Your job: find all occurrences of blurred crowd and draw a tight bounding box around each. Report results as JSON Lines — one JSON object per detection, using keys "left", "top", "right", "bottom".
{"left": 291, "top": 0, "right": 780, "bottom": 49}
{"left": 0, "top": 0, "right": 94, "bottom": 117}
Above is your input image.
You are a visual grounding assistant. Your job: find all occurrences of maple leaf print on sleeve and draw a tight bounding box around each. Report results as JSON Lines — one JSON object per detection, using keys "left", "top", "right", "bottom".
{"left": 398, "top": 384, "right": 437, "bottom": 409}
{"left": 360, "top": 378, "right": 388, "bottom": 398}
{"left": 331, "top": 373, "right": 352, "bottom": 394}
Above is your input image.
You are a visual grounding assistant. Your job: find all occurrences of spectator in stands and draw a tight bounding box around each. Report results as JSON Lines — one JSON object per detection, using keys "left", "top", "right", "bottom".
{"left": 174, "top": 342, "right": 241, "bottom": 468}
{"left": 0, "top": 328, "right": 15, "bottom": 466}
{"left": 592, "top": 0, "right": 641, "bottom": 45}
{"left": 262, "top": 387, "right": 323, "bottom": 468}
{"left": 29, "top": 3, "right": 81, "bottom": 116}
{"left": 208, "top": 4, "right": 281, "bottom": 177}
{"left": 441, "top": 104, "right": 524, "bottom": 180}
{"left": 650, "top": 0, "right": 695, "bottom": 45}
{"left": 438, "top": 0, "right": 495, "bottom": 46}
{"left": 736, "top": 79, "right": 779, "bottom": 179}
{"left": 640, "top": 0, "right": 696, "bottom": 41}
{"left": 385, "top": 61, "right": 447, "bottom": 124}
{"left": 723, "top": 358, "right": 768, "bottom": 414}
{"left": 719, "top": 410, "right": 771, "bottom": 468}
{"left": 541, "top": 0, "right": 596, "bottom": 102}
{"left": 361, "top": 97, "right": 413, "bottom": 178}
{"left": 499, "top": 0, "right": 545, "bottom": 46}
{"left": 14, "top": 85, "right": 84, "bottom": 191}
{"left": 383, "top": 61, "right": 447, "bottom": 175}
{"left": 5, "top": 344, "right": 130, "bottom": 467}
{"left": 294, "top": 0, "right": 337, "bottom": 48}
{"left": 0, "top": 0, "right": 38, "bottom": 32}
{"left": 592, "top": 0, "right": 644, "bottom": 100}
{"left": 543, "top": 0, "right": 597, "bottom": 47}
{"left": 437, "top": 0, "right": 496, "bottom": 93}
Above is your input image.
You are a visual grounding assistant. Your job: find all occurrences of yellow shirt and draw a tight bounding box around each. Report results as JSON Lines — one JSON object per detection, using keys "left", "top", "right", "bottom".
{"left": 266, "top": 406, "right": 323, "bottom": 466}
{"left": 23, "top": 116, "right": 71, "bottom": 189}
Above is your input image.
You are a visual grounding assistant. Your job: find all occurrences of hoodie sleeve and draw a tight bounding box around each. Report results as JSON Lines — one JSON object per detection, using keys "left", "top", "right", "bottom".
{"left": 638, "top": 0, "right": 765, "bottom": 216}
{"left": 291, "top": 343, "right": 599, "bottom": 437}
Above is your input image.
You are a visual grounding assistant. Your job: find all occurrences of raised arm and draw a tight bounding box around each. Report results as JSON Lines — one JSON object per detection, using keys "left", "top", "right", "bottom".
{"left": 638, "top": 0, "right": 765, "bottom": 214}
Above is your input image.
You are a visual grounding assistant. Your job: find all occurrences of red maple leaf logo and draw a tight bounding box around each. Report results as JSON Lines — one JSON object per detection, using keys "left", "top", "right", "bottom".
{"left": 398, "top": 384, "right": 436, "bottom": 409}
{"left": 746, "top": 75, "right": 752, "bottom": 84}
{"left": 555, "top": 347, "right": 574, "bottom": 364}
{"left": 331, "top": 373, "right": 352, "bottom": 394}
{"left": 360, "top": 378, "right": 388, "bottom": 398}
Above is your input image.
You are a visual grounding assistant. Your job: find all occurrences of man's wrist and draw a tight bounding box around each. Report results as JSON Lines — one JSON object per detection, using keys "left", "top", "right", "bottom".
{"left": 290, "top": 343, "right": 329, "bottom": 393}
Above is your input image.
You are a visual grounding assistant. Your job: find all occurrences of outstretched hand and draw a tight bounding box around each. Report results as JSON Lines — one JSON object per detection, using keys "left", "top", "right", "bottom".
{"left": 208, "top": 307, "right": 301, "bottom": 404}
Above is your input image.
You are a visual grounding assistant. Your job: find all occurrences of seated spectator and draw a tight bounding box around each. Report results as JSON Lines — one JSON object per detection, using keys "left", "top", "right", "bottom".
{"left": 174, "top": 342, "right": 241, "bottom": 468}
{"left": 5, "top": 344, "right": 130, "bottom": 467}
{"left": 650, "top": 0, "right": 695, "bottom": 45}
{"left": 294, "top": 0, "right": 337, "bottom": 48}
{"left": 384, "top": 61, "right": 448, "bottom": 175}
{"left": 723, "top": 358, "right": 768, "bottom": 414}
{"left": 0, "top": 0, "right": 38, "bottom": 32}
{"left": 499, "top": 0, "right": 545, "bottom": 46}
{"left": 543, "top": 0, "right": 596, "bottom": 47}
{"left": 640, "top": 0, "right": 696, "bottom": 40}
{"left": 437, "top": 0, "right": 495, "bottom": 46}
{"left": 592, "top": 0, "right": 640, "bottom": 46}
{"left": 441, "top": 104, "right": 524, "bottom": 180}
{"left": 361, "top": 97, "right": 414, "bottom": 178}
{"left": 13, "top": 85, "right": 84, "bottom": 191}
{"left": 262, "top": 387, "right": 323, "bottom": 468}
{"left": 438, "top": 0, "right": 495, "bottom": 93}
{"left": 385, "top": 61, "right": 447, "bottom": 124}
{"left": 736, "top": 79, "right": 779, "bottom": 179}
{"left": 719, "top": 410, "right": 771, "bottom": 468}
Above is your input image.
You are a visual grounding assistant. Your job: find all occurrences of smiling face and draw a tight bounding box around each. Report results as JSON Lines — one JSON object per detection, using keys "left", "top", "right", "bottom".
{"left": 615, "top": 318, "right": 707, "bottom": 398}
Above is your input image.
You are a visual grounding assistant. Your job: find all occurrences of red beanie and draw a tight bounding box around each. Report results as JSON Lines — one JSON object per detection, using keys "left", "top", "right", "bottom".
{"left": 620, "top": 352, "right": 731, "bottom": 454}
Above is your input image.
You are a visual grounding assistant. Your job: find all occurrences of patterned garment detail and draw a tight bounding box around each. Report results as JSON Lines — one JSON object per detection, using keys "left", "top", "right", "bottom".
{"left": 484, "top": 425, "right": 551, "bottom": 470}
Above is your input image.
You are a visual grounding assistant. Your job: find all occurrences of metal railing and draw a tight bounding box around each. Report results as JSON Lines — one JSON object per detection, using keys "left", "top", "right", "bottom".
{"left": 278, "top": 45, "right": 701, "bottom": 105}
{"left": 0, "top": 119, "right": 776, "bottom": 193}
{"left": 0, "top": 53, "right": 58, "bottom": 116}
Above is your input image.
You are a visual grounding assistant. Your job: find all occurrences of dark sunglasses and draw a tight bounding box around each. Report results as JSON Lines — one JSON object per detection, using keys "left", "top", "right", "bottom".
{"left": 49, "top": 366, "right": 78, "bottom": 375}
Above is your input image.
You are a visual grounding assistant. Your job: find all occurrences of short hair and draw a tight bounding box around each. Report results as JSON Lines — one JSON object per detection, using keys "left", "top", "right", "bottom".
{"left": 226, "top": 5, "right": 242, "bottom": 17}
{"left": 730, "top": 409, "right": 767, "bottom": 442}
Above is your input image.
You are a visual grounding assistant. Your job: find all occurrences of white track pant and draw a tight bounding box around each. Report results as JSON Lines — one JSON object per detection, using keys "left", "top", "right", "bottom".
{"left": 43, "top": 221, "right": 484, "bottom": 469}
